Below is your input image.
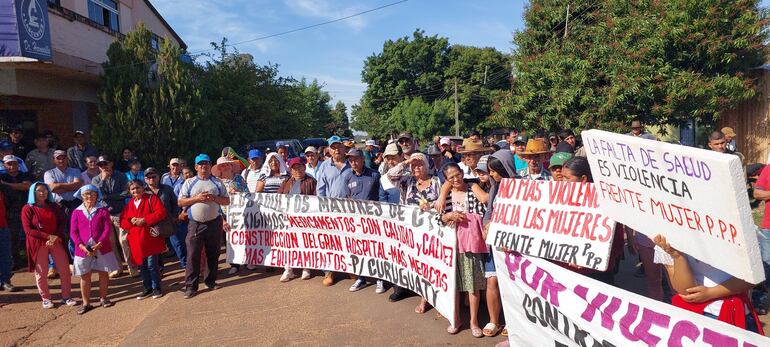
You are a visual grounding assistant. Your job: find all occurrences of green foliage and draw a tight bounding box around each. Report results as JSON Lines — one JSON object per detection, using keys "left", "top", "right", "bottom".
{"left": 93, "top": 23, "right": 210, "bottom": 169}
{"left": 486, "top": 0, "right": 769, "bottom": 134}
{"left": 352, "top": 29, "right": 511, "bottom": 141}
{"left": 328, "top": 101, "right": 353, "bottom": 138}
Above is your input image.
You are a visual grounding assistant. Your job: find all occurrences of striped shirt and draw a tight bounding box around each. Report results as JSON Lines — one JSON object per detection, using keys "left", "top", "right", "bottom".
{"left": 258, "top": 173, "right": 288, "bottom": 194}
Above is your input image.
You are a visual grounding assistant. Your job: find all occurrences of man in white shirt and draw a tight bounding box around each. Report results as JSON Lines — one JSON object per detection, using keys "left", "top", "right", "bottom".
{"left": 241, "top": 149, "right": 263, "bottom": 192}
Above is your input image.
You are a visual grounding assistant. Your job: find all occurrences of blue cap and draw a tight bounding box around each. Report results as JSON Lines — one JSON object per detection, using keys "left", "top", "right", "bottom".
{"left": 0, "top": 140, "right": 12, "bottom": 150}
{"left": 248, "top": 149, "right": 263, "bottom": 159}
{"left": 276, "top": 141, "right": 288, "bottom": 148}
{"left": 327, "top": 136, "right": 342, "bottom": 146}
{"left": 194, "top": 153, "right": 211, "bottom": 165}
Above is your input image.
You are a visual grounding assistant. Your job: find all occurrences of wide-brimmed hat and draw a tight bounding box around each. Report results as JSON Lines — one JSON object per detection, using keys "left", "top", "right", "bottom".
{"left": 459, "top": 140, "right": 492, "bottom": 154}
{"left": 721, "top": 127, "right": 736, "bottom": 137}
{"left": 211, "top": 156, "right": 242, "bottom": 177}
{"left": 520, "top": 139, "right": 551, "bottom": 156}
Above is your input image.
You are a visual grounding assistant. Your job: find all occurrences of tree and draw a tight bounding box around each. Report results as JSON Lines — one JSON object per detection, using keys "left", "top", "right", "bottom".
{"left": 328, "top": 101, "right": 353, "bottom": 138}
{"left": 486, "top": 0, "right": 769, "bottom": 133}
{"left": 93, "top": 23, "right": 210, "bottom": 168}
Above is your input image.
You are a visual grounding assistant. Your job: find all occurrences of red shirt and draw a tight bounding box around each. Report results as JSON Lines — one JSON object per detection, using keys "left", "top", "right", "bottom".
{"left": 755, "top": 167, "right": 770, "bottom": 228}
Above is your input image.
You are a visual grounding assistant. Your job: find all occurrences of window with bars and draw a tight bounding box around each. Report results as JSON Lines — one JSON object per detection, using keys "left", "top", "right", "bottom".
{"left": 87, "top": 0, "right": 119, "bottom": 32}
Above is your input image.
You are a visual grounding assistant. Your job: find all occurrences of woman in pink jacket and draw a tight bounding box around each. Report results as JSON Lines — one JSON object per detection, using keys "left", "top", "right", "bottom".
{"left": 70, "top": 184, "right": 119, "bottom": 314}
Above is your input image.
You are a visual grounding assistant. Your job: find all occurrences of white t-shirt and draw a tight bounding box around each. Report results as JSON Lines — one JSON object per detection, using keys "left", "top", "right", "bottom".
{"left": 458, "top": 162, "right": 479, "bottom": 180}
{"left": 241, "top": 167, "right": 262, "bottom": 192}
{"left": 179, "top": 177, "right": 228, "bottom": 223}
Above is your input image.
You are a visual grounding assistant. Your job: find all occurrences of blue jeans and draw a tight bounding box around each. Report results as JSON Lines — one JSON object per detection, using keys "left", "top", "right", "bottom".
{"left": 140, "top": 254, "right": 161, "bottom": 291}
{"left": 0, "top": 228, "right": 12, "bottom": 284}
{"left": 167, "top": 222, "right": 188, "bottom": 268}
{"left": 757, "top": 229, "right": 770, "bottom": 284}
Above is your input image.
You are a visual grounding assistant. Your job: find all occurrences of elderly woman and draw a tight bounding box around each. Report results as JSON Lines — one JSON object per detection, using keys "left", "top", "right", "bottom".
{"left": 22, "top": 182, "right": 76, "bottom": 309}
{"left": 120, "top": 179, "right": 167, "bottom": 300}
{"left": 277, "top": 157, "right": 317, "bottom": 282}
{"left": 255, "top": 153, "right": 289, "bottom": 194}
{"left": 212, "top": 156, "right": 249, "bottom": 275}
{"left": 70, "top": 184, "right": 119, "bottom": 314}
{"left": 387, "top": 152, "right": 443, "bottom": 312}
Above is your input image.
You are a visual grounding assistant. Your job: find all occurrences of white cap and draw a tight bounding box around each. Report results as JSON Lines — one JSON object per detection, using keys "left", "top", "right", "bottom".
{"left": 440, "top": 137, "right": 451, "bottom": 145}
{"left": 365, "top": 140, "right": 376, "bottom": 147}
{"left": 2, "top": 155, "right": 17, "bottom": 163}
{"left": 304, "top": 146, "right": 317, "bottom": 154}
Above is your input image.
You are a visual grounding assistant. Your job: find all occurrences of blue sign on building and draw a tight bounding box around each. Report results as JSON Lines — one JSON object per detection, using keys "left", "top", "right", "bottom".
{"left": 0, "top": 0, "right": 51, "bottom": 61}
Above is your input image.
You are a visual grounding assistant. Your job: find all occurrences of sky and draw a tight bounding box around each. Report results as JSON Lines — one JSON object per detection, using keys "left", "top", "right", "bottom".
{"left": 151, "top": 0, "right": 526, "bottom": 111}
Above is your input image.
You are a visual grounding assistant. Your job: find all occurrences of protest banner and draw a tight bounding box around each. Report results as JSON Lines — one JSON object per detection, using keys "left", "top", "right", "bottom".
{"left": 487, "top": 179, "right": 617, "bottom": 270}
{"left": 226, "top": 192, "right": 456, "bottom": 322}
{"left": 495, "top": 250, "right": 770, "bottom": 346}
{"left": 581, "top": 129, "right": 764, "bottom": 283}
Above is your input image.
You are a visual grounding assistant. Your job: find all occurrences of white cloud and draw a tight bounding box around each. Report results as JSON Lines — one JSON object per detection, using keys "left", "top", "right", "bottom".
{"left": 283, "top": 0, "right": 367, "bottom": 30}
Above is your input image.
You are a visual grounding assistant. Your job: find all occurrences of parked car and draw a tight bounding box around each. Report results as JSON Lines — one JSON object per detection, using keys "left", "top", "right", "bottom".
{"left": 303, "top": 137, "right": 327, "bottom": 149}
{"left": 240, "top": 139, "right": 304, "bottom": 160}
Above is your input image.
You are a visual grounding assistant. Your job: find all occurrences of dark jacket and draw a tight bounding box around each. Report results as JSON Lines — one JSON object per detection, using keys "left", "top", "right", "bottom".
{"left": 91, "top": 173, "right": 128, "bottom": 216}
{"left": 278, "top": 175, "right": 317, "bottom": 195}
{"left": 148, "top": 183, "right": 179, "bottom": 217}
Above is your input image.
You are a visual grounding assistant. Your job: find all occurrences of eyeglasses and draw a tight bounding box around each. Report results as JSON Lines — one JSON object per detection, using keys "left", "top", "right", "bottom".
{"left": 146, "top": 175, "right": 159, "bottom": 179}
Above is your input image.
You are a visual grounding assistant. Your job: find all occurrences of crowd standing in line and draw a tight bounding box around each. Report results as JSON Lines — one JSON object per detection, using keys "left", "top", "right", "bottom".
{"left": 0, "top": 122, "right": 767, "bottom": 338}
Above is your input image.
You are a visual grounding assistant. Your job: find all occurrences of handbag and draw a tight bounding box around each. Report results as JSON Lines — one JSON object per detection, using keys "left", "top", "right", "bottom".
{"left": 147, "top": 195, "right": 176, "bottom": 238}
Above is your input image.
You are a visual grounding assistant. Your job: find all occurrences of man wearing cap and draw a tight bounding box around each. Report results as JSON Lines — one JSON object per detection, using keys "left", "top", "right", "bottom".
{"left": 9, "top": 126, "right": 30, "bottom": 159}
{"left": 722, "top": 127, "right": 738, "bottom": 153}
{"left": 345, "top": 148, "right": 381, "bottom": 292}
{"left": 315, "top": 136, "right": 352, "bottom": 286}
{"left": 548, "top": 152, "right": 572, "bottom": 181}
{"left": 426, "top": 144, "right": 446, "bottom": 182}
{"left": 378, "top": 143, "right": 403, "bottom": 207}
{"left": 241, "top": 149, "right": 264, "bottom": 192}
{"left": 162, "top": 158, "right": 186, "bottom": 196}
{"left": 439, "top": 137, "right": 461, "bottom": 164}
{"left": 66, "top": 130, "right": 98, "bottom": 172}
{"left": 26, "top": 133, "right": 55, "bottom": 181}
{"left": 303, "top": 147, "right": 319, "bottom": 178}
{"left": 363, "top": 140, "right": 380, "bottom": 170}
{"left": 0, "top": 140, "right": 28, "bottom": 175}
{"left": 44, "top": 149, "right": 84, "bottom": 274}
{"left": 518, "top": 139, "right": 553, "bottom": 180}
{"left": 397, "top": 132, "right": 416, "bottom": 157}
{"left": 79, "top": 155, "right": 101, "bottom": 185}
{"left": 0, "top": 155, "right": 32, "bottom": 269}
{"left": 178, "top": 154, "right": 230, "bottom": 299}
{"left": 511, "top": 134, "right": 529, "bottom": 173}
{"left": 91, "top": 155, "right": 135, "bottom": 278}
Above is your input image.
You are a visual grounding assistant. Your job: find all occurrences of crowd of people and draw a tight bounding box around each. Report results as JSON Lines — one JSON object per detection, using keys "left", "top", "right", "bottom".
{"left": 0, "top": 121, "right": 767, "bottom": 339}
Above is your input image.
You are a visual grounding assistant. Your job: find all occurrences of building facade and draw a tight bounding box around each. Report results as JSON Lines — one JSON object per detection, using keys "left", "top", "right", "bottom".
{"left": 0, "top": 0, "right": 185, "bottom": 148}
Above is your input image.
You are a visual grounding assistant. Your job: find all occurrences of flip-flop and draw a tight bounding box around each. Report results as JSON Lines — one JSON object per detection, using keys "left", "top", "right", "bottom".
{"left": 501, "top": 326, "right": 508, "bottom": 337}
{"left": 447, "top": 323, "right": 462, "bottom": 335}
{"left": 482, "top": 322, "right": 502, "bottom": 337}
{"left": 471, "top": 326, "right": 484, "bottom": 338}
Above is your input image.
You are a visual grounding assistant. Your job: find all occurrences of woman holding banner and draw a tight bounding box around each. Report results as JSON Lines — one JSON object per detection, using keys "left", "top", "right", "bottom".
{"left": 255, "top": 153, "right": 288, "bottom": 194}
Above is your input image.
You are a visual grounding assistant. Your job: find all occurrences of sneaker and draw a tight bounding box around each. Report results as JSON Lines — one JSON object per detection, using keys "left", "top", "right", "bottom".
{"left": 136, "top": 289, "right": 152, "bottom": 300}
{"left": 322, "top": 272, "right": 334, "bottom": 287}
{"left": 205, "top": 282, "right": 220, "bottom": 290}
{"left": 375, "top": 280, "right": 386, "bottom": 294}
{"left": 349, "top": 278, "right": 366, "bottom": 292}
{"left": 152, "top": 289, "right": 163, "bottom": 299}
{"left": 47, "top": 268, "right": 57, "bottom": 279}
{"left": 2, "top": 283, "right": 20, "bottom": 292}
{"left": 280, "top": 270, "right": 296, "bottom": 282}
{"left": 77, "top": 304, "right": 93, "bottom": 315}
{"left": 42, "top": 299, "right": 54, "bottom": 309}
{"left": 62, "top": 298, "right": 77, "bottom": 306}
{"left": 183, "top": 289, "right": 196, "bottom": 299}
{"left": 246, "top": 264, "right": 257, "bottom": 270}
{"left": 389, "top": 290, "right": 412, "bottom": 302}
{"left": 109, "top": 270, "right": 123, "bottom": 279}
{"left": 228, "top": 267, "right": 238, "bottom": 275}
{"left": 301, "top": 269, "right": 312, "bottom": 280}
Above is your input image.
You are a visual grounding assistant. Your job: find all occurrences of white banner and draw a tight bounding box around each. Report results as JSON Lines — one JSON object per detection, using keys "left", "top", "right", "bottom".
{"left": 581, "top": 129, "right": 764, "bottom": 283}
{"left": 495, "top": 250, "right": 770, "bottom": 347}
{"left": 488, "top": 179, "right": 616, "bottom": 270}
{"left": 226, "top": 192, "right": 456, "bottom": 321}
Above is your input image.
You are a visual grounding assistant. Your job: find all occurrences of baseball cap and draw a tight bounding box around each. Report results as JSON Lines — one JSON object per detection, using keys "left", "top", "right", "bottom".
{"left": 346, "top": 148, "right": 363, "bottom": 157}
{"left": 287, "top": 157, "right": 305, "bottom": 168}
{"left": 144, "top": 167, "right": 159, "bottom": 176}
{"left": 276, "top": 141, "right": 289, "bottom": 148}
{"left": 97, "top": 155, "right": 112, "bottom": 164}
{"left": 514, "top": 135, "right": 529, "bottom": 144}
{"left": 194, "top": 153, "right": 211, "bottom": 165}
{"left": 53, "top": 150, "right": 67, "bottom": 158}
{"left": 398, "top": 132, "right": 413, "bottom": 141}
{"left": 2, "top": 154, "right": 17, "bottom": 163}
{"left": 248, "top": 149, "right": 263, "bottom": 159}
{"left": 425, "top": 145, "right": 441, "bottom": 156}
{"left": 169, "top": 158, "right": 182, "bottom": 165}
{"left": 383, "top": 143, "right": 400, "bottom": 157}
{"left": 0, "top": 140, "right": 12, "bottom": 150}
{"left": 304, "top": 146, "right": 317, "bottom": 154}
{"left": 439, "top": 137, "right": 451, "bottom": 146}
{"left": 10, "top": 126, "right": 22, "bottom": 133}
{"left": 74, "top": 130, "right": 85, "bottom": 136}
{"left": 549, "top": 152, "right": 573, "bottom": 168}
{"left": 476, "top": 155, "right": 490, "bottom": 173}
{"left": 365, "top": 139, "right": 376, "bottom": 147}
{"left": 327, "top": 136, "right": 343, "bottom": 146}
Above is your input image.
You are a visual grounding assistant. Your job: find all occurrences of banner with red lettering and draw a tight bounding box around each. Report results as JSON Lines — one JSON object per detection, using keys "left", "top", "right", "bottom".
{"left": 495, "top": 249, "right": 770, "bottom": 346}
{"left": 581, "top": 129, "right": 764, "bottom": 283}
{"left": 226, "top": 192, "right": 457, "bottom": 322}
{"left": 487, "top": 179, "right": 616, "bottom": 270}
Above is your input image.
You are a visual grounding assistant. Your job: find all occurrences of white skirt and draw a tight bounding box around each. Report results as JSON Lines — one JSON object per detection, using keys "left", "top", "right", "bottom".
{"left": 73, "top": 251, "right": 120, "bottom": 276}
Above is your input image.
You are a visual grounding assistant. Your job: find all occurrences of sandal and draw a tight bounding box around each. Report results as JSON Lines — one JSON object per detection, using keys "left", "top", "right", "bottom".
{"left": 414, "top": 302, "right": 427, "bottom": 314}
{"left": 471, "top": 326, "right": 484, "bottom": 338}
{"left": 77, "top": 304, "right": 93, "bottom": 315}
{"left": 101, "top": 299, "right": 113, "bottom": 308}
{"left": 501, "top": 326, "right": 508, "bottom": 337}
{"left": 447, "top": 323, "right": 462, "bottom": 334}
{"left": 483, "top": 322, "right": 502, "bottom": 337}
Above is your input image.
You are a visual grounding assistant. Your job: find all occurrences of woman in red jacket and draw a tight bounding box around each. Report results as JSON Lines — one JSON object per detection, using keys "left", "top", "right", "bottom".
{"left": 22, "top": 182, "right": 76, "bottom": 309}
{"left": 120, "top": 179, "right": 167, "bottom": 300}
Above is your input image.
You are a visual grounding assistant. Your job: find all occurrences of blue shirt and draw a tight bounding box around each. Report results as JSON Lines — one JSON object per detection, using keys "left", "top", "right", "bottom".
{"left": 378, "top": 176, "right": 400, "bottom": 204}
{"left": 161, "top": 172, "right": 185, "bottom": 197}
{"left": 513, "top": 153, "right": 527, "bottom": 172}
{"left": 347, "top": 167, "right": 380, "bottom": 201}
{"left": 315, "top": 159, "right": 352, "bottom": 198}
{"left": 126, "top": 171, "right": 144, "bottom": 182}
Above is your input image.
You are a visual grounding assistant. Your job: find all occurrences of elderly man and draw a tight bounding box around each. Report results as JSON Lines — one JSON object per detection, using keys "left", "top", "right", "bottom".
{"left": 517, "top": 139, "right": 553, "bottom": 180}
{"left": 26, "top": 133, "right": 55, "bottom": 180}
{"left": 397, "top": 132, "right": 416, "bottom": 157}
{"left": 178, "top": 154, "right": 230, "bottom": 299}
{"left": 722, "top": 127, "right": 737, "bottom": 153}
{"left": 304, "top": 147, "right": 320, "bottom": 178}
{"left": 161, "top": 158, "right": 186, "bottom": 196}
{"left": 458, "top": 139, "right": 491, "bottom": 182}
{"left": 0, "top": 140, "right": 28, "bottom": 175}
{"left": 66, "top": 130, "right": 98, "bottom": 172}
{"left": 0, "top": 155, "right": 32, "bottom": 269}
{"left": 345, "top": 148, "right": 382, "bottom": 292}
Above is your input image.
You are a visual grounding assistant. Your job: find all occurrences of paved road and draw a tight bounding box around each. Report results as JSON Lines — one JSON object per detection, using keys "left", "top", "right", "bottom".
{"left": 1, "top": 250, "right": 767, "bottom": 346}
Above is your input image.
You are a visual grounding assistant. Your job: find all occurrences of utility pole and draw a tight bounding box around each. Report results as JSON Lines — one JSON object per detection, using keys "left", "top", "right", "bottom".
{"left": 483, "top": 65, "right": 488, "bottom": 85}
{"left": 454, "top": 78, "right": 459, "bottom": 136}
{"left": 564, "top": 4, "right": 570, "bottom": 38}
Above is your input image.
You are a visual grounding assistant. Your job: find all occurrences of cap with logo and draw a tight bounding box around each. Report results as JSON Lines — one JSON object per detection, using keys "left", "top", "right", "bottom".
{"left": 2, "top": 154, "right": 17, "bottom": 163}
{"left": 53, "top": 150, "right": 67, "bottom": 158}
{"left": 195, "top": 153, "right": 211, "bottom": 165}
{"left": 97, "top": 155, "right": 112, "bottom": 165}
{"left": 365, "top": 140, "right": 377, "bottom": 147}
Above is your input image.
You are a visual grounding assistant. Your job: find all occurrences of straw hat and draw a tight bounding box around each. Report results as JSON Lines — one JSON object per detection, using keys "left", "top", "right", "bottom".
{"left": 458, "top": 140, "right": 492, "bottom": 154}
{"left": 520, "top": 139, "right": 551, "bottom": 156}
